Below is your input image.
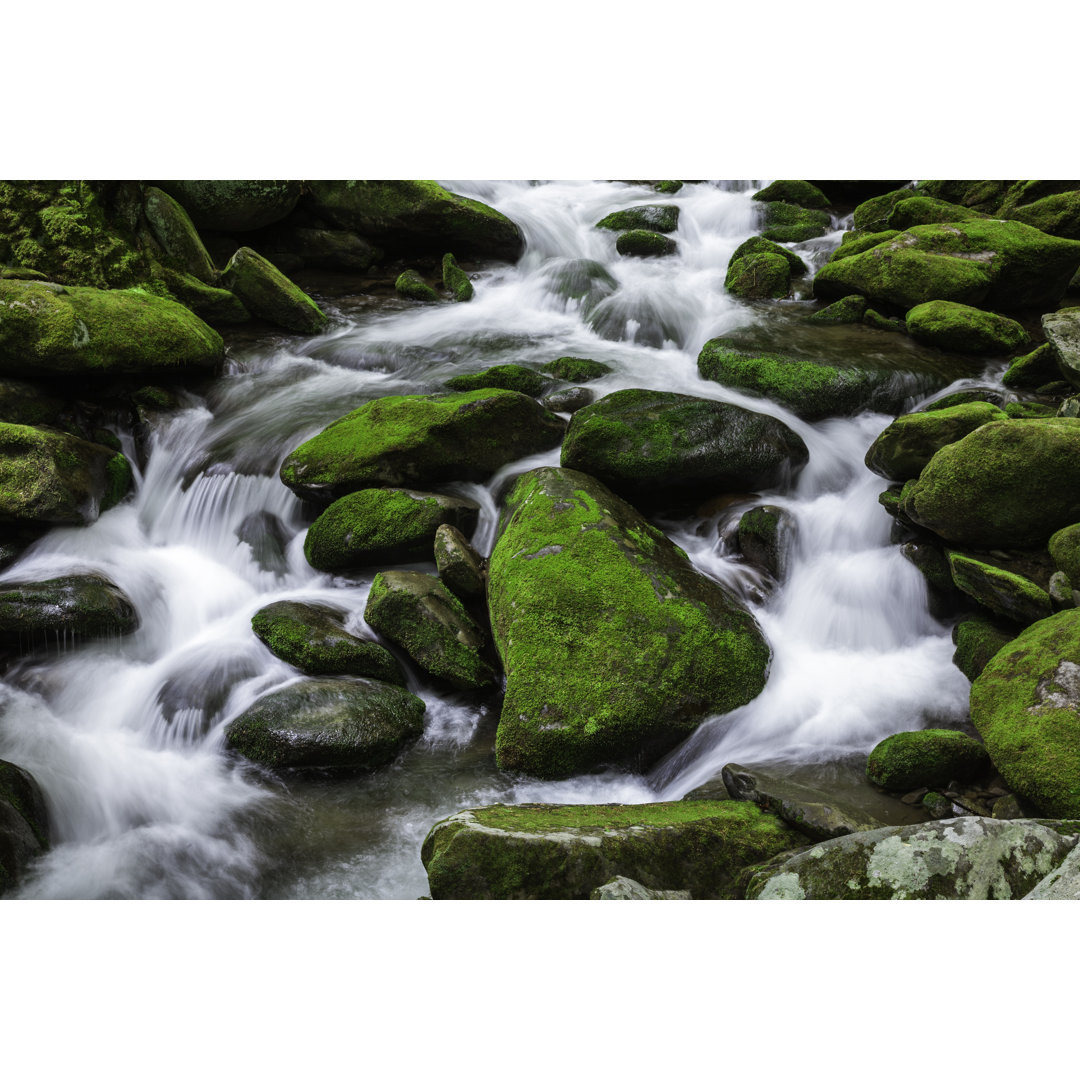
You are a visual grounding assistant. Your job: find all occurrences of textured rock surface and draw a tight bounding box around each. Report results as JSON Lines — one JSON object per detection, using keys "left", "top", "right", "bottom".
{"left": 590, "top": 876, "right": 691, "bottom": 899}
{"left": 0, "top": 758, "right": 51, "bottom": 896}
{"left": 865, "top": 729, "right": 990, "bottom": 791}
{"left": 220, "top": 247, "right": 327, "bottom": 334}
{"left": 0, "top": 573, "right": 138, "bottom": 649}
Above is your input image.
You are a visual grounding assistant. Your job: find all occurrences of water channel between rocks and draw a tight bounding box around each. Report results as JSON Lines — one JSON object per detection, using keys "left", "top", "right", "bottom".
{"left": 0, "top": 181, "right": 986, "bottom": 899}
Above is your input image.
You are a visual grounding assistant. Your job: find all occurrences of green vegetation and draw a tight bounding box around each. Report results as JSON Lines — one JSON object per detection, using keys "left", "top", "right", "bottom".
{"left": 395, "top": 270, "right": 440, "bottom": 301}
{"left": 540, "top": 357, "right": 612, "bottom": 383}
{"left": 753, "top": 181, "right": 829, "bottom": 209}
{"left": 220, "top": 247, "right": 327, "bottom": 334}
{"left": 596, "top": 204, "right": 680, "bottom": 233}
{"left": 952, "top": 616, "right": 1016, "bottom": 681}
{"left": 725, "top": 251, "right": 791, "bottom": 299}
{"left": 615, "top": 229, "right": 678, "bottom": 257}
{"left": 906, "top": 300, "right": 1029, "bottom": 355}
{"left": 866, "top": 729, "right": 990, "bottom": 790}
{"left": 760, "top": 202, "right": 830, "bottom": 243}
{"left": 948, "top": 552, "right": 1053, "bottom": 625}
{"left": 445, "top": 364, "right": 549, "bottom": 396}
{"left": 441, "top": 253, "right": 474, "bottom": 302}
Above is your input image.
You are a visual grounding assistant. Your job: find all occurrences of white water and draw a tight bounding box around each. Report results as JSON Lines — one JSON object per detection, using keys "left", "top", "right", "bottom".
{"left": 0, "top": 180, "right": 974, "bottom": 899}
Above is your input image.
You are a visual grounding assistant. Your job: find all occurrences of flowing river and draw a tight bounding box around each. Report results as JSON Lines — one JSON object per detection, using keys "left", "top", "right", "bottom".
{"left": 0, "top": 180, "right": 979, "bottom": 899}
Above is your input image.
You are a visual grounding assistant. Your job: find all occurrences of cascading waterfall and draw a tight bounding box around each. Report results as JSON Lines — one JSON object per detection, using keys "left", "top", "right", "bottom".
{"left": 0, "top": 180, "right": 976, "bottom": 899}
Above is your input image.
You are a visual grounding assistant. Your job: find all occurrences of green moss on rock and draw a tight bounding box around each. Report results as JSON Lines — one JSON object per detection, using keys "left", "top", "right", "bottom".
{"left": 760, "top": 202, "right": 830, "bottom": 243}
{"left": 948, "top": 552, "right": 1053, "bottom": 626}
{"left": 220, "top": 247, "right": 327, "bottom": 334}
{"left": 1003, "top": 343, "right": 1061, "bottom": 389}
{"left": 596, "top": 204, "right": 680, "bottom": 233}
{"left": 434, "top": 523, "right": 486, "bottom": 600}
{"left": 444, "top": 365, "right": 549, "bottom": 396}
{"left": 753, "top": 181, "right": 829, "bottom": 210}
{"left": 826, "top": 230, "right": 901, "bottom": 263}
{"left": 155, "top": 181, "right": 301, "bottom": 233}
{"left": 395, "top": 270, "right": 439, "bottom": 301}
{"left": 729, "top": 236, "right": 808, "bottom": 276}
{"left": 540, "top": 357, "right": 612, "bottom": 383}
{"left": 952, "top": 616, "right": 1016, "bottom": 681}
{"left": 615, "top": 230, "right": 678, "bottom": 257}
{"left": 1049, "top": 523, "right": 1080, "bottom": 583}
{"left": 0, "top": 573, "right": 138, "bottom": 649}
{"left": 906, "top": 300, "right": 1029, "bottom": 356}
{"left": 737, "top": 504, "right": 797, "bottom": 580}
{"left": 885, "top": 196, "right": 985, "bottom": 230}
{"left": 441, "top": 253, "right": 474, "bottom": 302}
{"left": 725, "top": 252, "right": 791, "bottom": 299}
{"left": 807, "top": 295, "right": 867, "bottom": 324}
{"left": 851, "top": 188, "right": 919, "bottom": 232}
{"left": 866, "top": 728, "right": 990, "bottom": 790}
{"left": 142, "top": 186, "right": 217, "bottom": 283}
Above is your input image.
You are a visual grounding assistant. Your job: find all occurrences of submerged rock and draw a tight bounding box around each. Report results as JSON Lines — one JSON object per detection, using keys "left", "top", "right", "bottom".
{"left": 541, "top": 387, "right": 594, "bottom": 413}
{"left": 235, "top": 511, "right": 290, "bottom": 576}
{"left": 905, "top": 300, "right": 1029, "bottom": 356}
{"left": 0, "top": 759, "right": 51, "bottom": 896}
{"left": 865, "top": 729, "right": 990, "bottom": 791}
{"left": 0, "top": 573, "right": 138, "bottom": 649}
{"left": 220, "top": 247, "right": 327, "bottom": 334}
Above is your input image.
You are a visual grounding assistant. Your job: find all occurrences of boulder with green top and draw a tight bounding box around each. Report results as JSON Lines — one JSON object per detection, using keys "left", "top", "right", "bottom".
{"left": 737, "top": 504, "right": 798, "bottom": 580}
{"left": 302, "top": 181, "right": 524, "bottom": 260}
{"left": 596, "top": 204, "right": 680, "bottom": 233}
{"left": 441, "top": 253, "right": 473, "bottom": 302}
{"left": 542, "top": 259, "right": 617, "bottom": 312}
{"left": 1042, "top": 308, "right": 1080, "bottom": 388}
{"left": 261, "top": 227, "right": 382, "bottom": 273}
{"left": 948, "top": 552, "right": 1053, "bottom": 625}
{"left": 1003, "top": 343, "right": 1061, "bottom": 389}
{"left": 395, "top": 269, "right": 439, "bottom": 301}
{"left": 916, "top": 180, "right": 1012, "bottom": 214}
{"left": 760, "top": 202, "right": 831, "bottom": 243}
{"left": 487, "top": 467, "right": 771, "bottom": 779}
{"left": 865, "top": 729, "right": 990, "bottom": 791}
{"left": 434, "top": 524, "right": 485, "bottom": 600}
{"left": 885, "top": 196, "right": 985, "bottom": 230}
{"left": 827, "top": 230, "right": 901, "bottom": 263}
{"left": 615, "top": 230, "right": 677, "bottom": 257}
{"left": 224, "top": 677, "right": 425, "bottom": 771}
{"left": 0, "top": 759, "right": 51, "bottom": 896}
{"left": 444, "top": 364, "right": 549, "bottom": 396}
{"left": 807, "top": 295, "right": 867, "bottom": 324}
{"left": 540, "top": 357, "right": 612, "bottom": 383}
{"left": 863, "top": 309, "right": 902, "bottom": 332}
{"left": 899, "top": 418, "right": 1080, "bottom": 548}
{"left": 560, "top": 389, "right": 808, "bottom": 504}
{"left": 906, "top": 301, "right": 1028, "bottom": 356}
{"left": 159, "top": 269, "right": 250, "bottom": 325}
{"left": 0, "top": 279, "right": 223, "bottom": 376}
{"left": 142, "top": 186, "right": 217, "bottom": 283}
{"left": 364, "top": 570, "right": 497, "bottom": 690}
{"left": 971, "top": 608, "right": 1080, "bottom": 817}
{"left": 753, "top": 181, "right": 829, "bottom": 210}
{"left": 155, "top": 181, "right": 302, "bottom": 233}
{"left": 851, "top": 189, "right": 919, "bottom": 232}
{"left": 952, "top": 616, "right": 1016, "bottom": 681}
{"left": 220, "top": 247, "right": 327, "bottom": 334}
{"left": 729, "top": 236, "right": 808, "bottom": 276}
{"left": 1049, "top": 523, "right": 1080, "bottom": 583}
{"left": 0, "top": 573, "right": 138, "bottom": 649}
{"left": 863, "top": 401, "right": 1008, "bottom": 482}
{"left": 421, "top": 799, "right": 802, "bottom": 900}
{"left": 279, "top": 389, "right": 566, "bottom": 503}
{"left": 251, "top": 601, "right": 405, "bottom": 683}
{"left": 725, "top": 252, "right": 791, "bottom": 299}
{"left": 303, "top": 488, "right": 479, "bottom": 571}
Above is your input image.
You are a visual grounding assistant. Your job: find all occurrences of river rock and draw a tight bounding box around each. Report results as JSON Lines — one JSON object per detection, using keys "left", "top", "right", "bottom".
{"left": 1023, "top": 843, "right": 1080, "bottom": 898}
{"left": 1004, "top": 189, "right": 1080, "bottom": 241}
{"left": 905, "top": 301, "right": 1029, "bottom": 355}
{"left": 947, "top": 552, "right": 1053, "bottom": 626}
{"left": 251, "top": 600, "right": 404, "bottom": 683}
{"left": 753, "top": 181, "right": 829, "bottom": 210}
{"left": 1049, "top": 571, "right": 1076, "bottom": 611}
{"left": 261, "top": 226, "right": 382, "bottom": 273}
{"left": 865, "top": 729, "right": 990, "bottom": 791}
{"left": 760, "top": 202, "right": 831, "bottom": 243}
{"left": 302, "top": 181, "right": 524, "bottom": 261}
{"left": 487, "top": 467, "right": 770, "bottom": 779}
{"left": 420, "top": 800, "right": 802, "bottom": 899}
{"left": 813, "top": 220, "right": 1080, "bottom": 311}
{"left": 442, "top": 253, "right": 473, "bottom": 302}
{"left": 155, "top": 181, "right": 301, "bottom": 232}
{"left": 729, "top": 236, "right": 808, "bottom": 277}
{"left": 235, "top": 510, "right": 290, "bottom": 576}
{"left": 848, "top": 190, "right": 920, "bottom": 232}
{"left": 590, "top": 877, "right": 691, "bottom": 899}
{"left": 736, "top": 504, "right": 798, "bottom": 580}
{"left": 395, "top": 269, "right": 439, "bottom": 301}
{"left": 223, "top": 677, "right": 425, "bottom": 770}
{"left": 142, "top": 186, "right": 217, "bottom": 283}
{"left": 828, "top": 229, "right": 901, "bottom": 263}
{"left": 596, "top": 204, "right": 680, "bottom": 233}
{"left": 746, "top": 817, "right": 1078, "bottom": 899}
{"left": 885, "top": 196, "right": 985, "bottom": 230}
{"left": 279, "top": 389, "right": 566, "bottom": 503}
{"left": 863, "top": 402, "right": 1008, "bottom": 482}
{"left": 917, "top": 180, "right": 1012, "bottom": 213}
{"left": 899, "top": 418, "right": 1080, "bottom": 548}
{"left": 434, "top": 524, "right": 485, "bottom": 600}
{"left": 364, "top": 570, "right": 497, "bottom": 690}
{"left": 725, "top": 252, "right": 791, "bottom": 299}
{"left": 561, "top": 390, "right": 808, "bottom": 504}
{"left": 0, "top": 573, "right": 138, "bottom": 649}
{"left": 220, "top": 247, "right": 328, "bottom": 334}
{"left": 1049, "top": 523, "right": 1080, "bottom": 582}
{"left": 1042, "top": 308, "right": 1080, "bottom": 388}
{"left": 0, "top": 759, "right": 50, "bottom": 896}
{"left": 303, "top": 488, "right": 480, "bottom": 571}
{"left": 540, "top": 357, "right": 612, "bottom": 383}
{"left": 952, "top": 616, "right": 1015, "bottom": 681}
{"left": 807, "top": 295, "right": 867, "bottom": 324}
{"left": 541, "top": 387, "right": 594, "bottom": 413}
{"left": 542, "top": 259, "right": 617, "bottom": 312}
{"left": 971, "top": 608, "right": 1080, "bottom": 817}
{"left": 0, "top": 279, "right": 223, "bottom": 376}
{"left": 1003, "top": 343, "right": 1061, "bottom": 390}
{"left": 616, "top": 230, "right": 677, "bottom": 257}
{"left": 161, "top": 270, "right": 250, "bottom": 326}
{"left": 445, "top": 364, "right": 549, "bottom": 397}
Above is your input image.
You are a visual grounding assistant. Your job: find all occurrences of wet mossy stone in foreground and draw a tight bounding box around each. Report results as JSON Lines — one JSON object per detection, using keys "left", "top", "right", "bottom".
{"left": 0, "top": 279, "right": 223, "bottom": 376}
{"left": 899, "top": 418, "right": 1080, "bottom": 548}
{"left": 725, "top": 252, "right": 791, "bottom": 299}
{"left": 220, "top": 247, "right": 328, "bottom": 334}
{"left": 616, "top": 230, "right": 677, "bottom": 257}
{"left": 905, "top": 300, "right": 1029, "bottom": 356}
{"left": 155, "top": 181, "right": 302, "bottom": 233}
{"left": 947, "top": 552, "right": 1053, "bottom": 626}
{"left": 807, "top": 295, "right": 867, "bottom": 324}
{"left": 560, "top": 389, "right": 808, "bottom": 504}
{"left": 865, "top": 729, "right": 990, "bottom": 791}
{"left": 444, "top": 364, "right": 549, "bottom": 397}
{"left": 752, "top": 181, "right": 829, "bottom": 210}
{"left": 972, "top": 608, "right": 1080, "bottom": 817}
{"left": 395, "top": 269, "right": 439, "bottom": 301}
{"left": 279, "top": 389, "right": 566, "bottom": 503}
{"left": 952, "top": 616, "right": 1016, "bottom": 681}
{"left": 0, "top": 759, "right": 51, "bottom": 896}
{"left": 487, "top": 467, "right": 770, "bottom": 779}
{"left": 251, "top": 600, "right": 404, "bottom": 683}
{"left": 0, "top": 573, "right": 138, "bottom": 649}
{"left": 540, "top": 356, "right": 612, "bottom": 383}
{"left": 441, "top": 253, "right": 473, "bottom": 302}
{"left": 224, "top": 677, "right": 425, "bottom": 771}
{"left": 303, "top": 488, "right": 480, "bottom": 571}
{"left": 595, "top": 204, "right": 680, "bottom": 233}
{"left": 420, "top": 800, "right": 802, "bottom": 899}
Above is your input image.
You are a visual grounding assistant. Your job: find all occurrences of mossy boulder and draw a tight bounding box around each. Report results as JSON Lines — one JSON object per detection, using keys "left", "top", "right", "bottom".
{"left": 364, "top": 570, "right": 497, "bottom": 690}
{"left": 223, "top": 677, "right": 425, "bottom": 771}
{"left": 746, "top": 817, "right": 1077, "bottom": 899}
{"left": 948, "top": 552, "right": 1053, "bottom": 626}
{"left": 155, "top": 181, "right": 301, "bottom": 232}
{"left": 487, "top": 467, "right": 770, "bottom": 779}
{"left": 725, "top": 252, "right": 791, "bottom": 299}
{"left": 142, "top": 186, "right": 217, "bottom": 283}
{"left": 1003, "top": 189, "right": 1080, "bottom": 241}
{"left": 917, "top": 180, "right": 1012, "bottom": 214}
{"left": 0, "top": 423, "right": 132, "bottom": 526}
{"left": 697, "top": 340, "right": 919, "bottom": 421}
{"left": 851, "top": 189, "right": 919, "bottom": 232}
{"left": 1042, "top": 308, "right": 1080, "bottom": 388}
{"left": 262, "top": 226, "right": 383, "bottom": 273}
{"left": 0, "top": 279, "right": 223, "bottom": 376}
{"left": 596, "top": 204, "right": 680, "bottom": 233}
{"left": 220, "top": 247, "right": 327, "bottom": 334}
{"left": 753, "top": 181, "right": 829, "bottom": 210}
{"left": 898, "top": 418, "right": 1080, "bottom": 548}
{"left": 303, "top": 488, "right": 480, "bottom": 571}
{"left": 441, "top": 253, "right": 473, "bottom": 302}
{"left": 863, "top": 308, "right": 902, "bottom": 332}
{"left": 906, "top": 301, "right": 1029, "bottom": 356}
{"left": 952, "top": 616, "right": 1016, "bottom": 681}
{"left": 921, "top": 389, "right": 1006, "bottom": 411}
{"left": 251, "top": 600, "right": 405, "bottom": 683}
{"left": 303, "top": 181, "right": 524, "bottom": 260}
{"left": 444, "top": 364, "right": 549, "bottom": 396}
{"left": 542, "top": 259, "right": 617, "bottom": 311}
{"left": 737, "top": 504, "right": 798, "bottom": 580}
{"left": 434, "top": 524, "right": 485, "bottom": 600}
{"left": 760, "top": 202, "right": 830, "bottom": 243}
{"left": 866, "top": 729, "right": 990, "bottom": 791}
{"left": 421, "top": 799, "right": 802, "bottom": 900}
{"left": 863, "top": 401, "right": 1008, "bottom": 482}
{"left": 971, "top": 608, "right": 1080, "bottom": 816}
{"left": 279, "top": 389, "right": 566, "bottom": 503}
{"left": 729, "top": 236, "right": 808, "bottom": 276}
{"left": 1049, "top": 523, "right": 1080, "bottom": 583}
{"left": 1003, "top": 343, "right": 1061, "bottom": 390}
{"left": 615, "top": 230, "right": 677, "bottom": 257}
{"left": 807, "top": 295, "right": 867, "bottom": 324}
{"left": 561, "top": 389, "right": 808, "bottom": 504}
{"left": 540, "top": 356, "right": 612, "bottom": 383}
{"left": 0, "top": 759, "right": 50, "bottom": 896}
{"left": 236, "top": 511, "right": 290, "bottom": 576}
{"left": 813, "top": 220, "right": 1080, "bottom": 311}
{"left": 885, "top": 196, "right": 985, "bottom": 230}
{"left": 395, "top": 270, "right": 439, "bottom": 301}
{"left": 0, "top": 573, "right": 138, "bottom": 649}
{"left": 160, "top": 269, "right": 250, "bottom": 325}
{"left": 827, "top": 230, "right": 901, "bottom": 263}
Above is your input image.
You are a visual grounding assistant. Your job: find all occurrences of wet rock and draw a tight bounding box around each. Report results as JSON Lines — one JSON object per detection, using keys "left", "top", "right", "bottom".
{"left": 866, "top": 729, "right": 990, "bottom": 791}
{"left": 261, "top": 226, "right": 382, "bottom": 273}
{"left": 1049, "top": 571, "right": 1076, "bottom": 612}
{"left": 906, "top": 301, "right": 1029, "bottom": 356}
{"left": 421, "top": 800, "right": 802, "bottom": 900}
{"left": 155, "top": 181, "right": 301, "bottom": 233}
{"left": 1042, "top": 308, "right": 1080, "bottom": 388}
{"left": 590, "top": 877, "right": 691, "bottom": 899}
{"left": 251, "top": 600, "right": 404, "bottom": 683}
{"left": 885, "top": 196, "right": 985, "bottom": 230}
{"left": 753, "top": 181, "right": 829, "bottom": 210}
{"left": 916, "top": 180, "right": 1012, "bottom": 214}
{"left": 827, "top": 229, "right": 902, "bottom": 263}
{"left": 224, "top": 677, "right": 425, "bottom": 771}
{"left": 991, "top": 794, "right": 1025, "bottom": 820}
{"left": 442, "top": 253, "right": 473, "bottom": 302}
{"left": 596, "top": 204, "right": 680, "bottom": 233}
{"left": 395, "top": 269, "right": 439, "bottom": 301}
{"left": 615, "top": 230, "right": 678, "bottom": 258}
{"left": 561, "top": 389, "right": 808, "bottom": 505}
{"left": 1049, "top": 523, "right": 1080, "bottom": 583}
{"left": 160, "top": 269, "right": 250, "bottom": 326}
{"left": 948, "top": 552, "right": 1053, "bottom": 626}
{"left": 487, "top": 467, "right": 770, "bottom": 779}
{"left": 922, "top": 791, "right": 956, "bottom": 819}
{"left": 746, "top": 817, "right": 1078, "bottom": 899}
{"left": 434, "top": 524, "right": 485, "bottom": 601}
{"left": 952, "top": 616, "right": 1016, "bottom": 681}
{"left": 1003, "top": 189, "right": 1080, "bottom": 242}
{"left": 807, "top": 294, "right": 867, "bottom": 325}
{"left": 919, "top": 388, "right": 1007, "bottom": 411}
{"left": 760, "top": 202, "right": 830, "bottom": 243}
{"left": 0, "top": 573, "right": 138, "bottom": 649}
{"left": 445, "top": 364, "right": 549, "bottom": 397}
{"left": 1003, "top": 343, "right": 1061, "bottom": 390}
{"left": 539, "top": 356, "right": 612, "bottom": 383}
{"left": 364, "top": 570, "right": 497, "bottom": 690}
{"left": 142, "top": 186, "right": 217, "bottom": 283}
{"left": 220, "top": 247, "right": 328, "bottom": 334}
{"left": 725, "top": 252, "right": 791, "bottom": 300}
{"left": 851, "top": 189, "right": 920, "bottom": 231}
{"left": 728, "top": 236, "right": 808, "bottom": 277}
{"left": 303, "top": 488, "right": 479, "bottom": 571}
{"left": 235, "top": 510, "right": 290, "bottom": 575}
{"left": 0, "top": 759, "right": 50, "bottom": 896}
{"left": 542, "top": 259, "right": 616, "bottom": 313}
{"left": 737, "top": 504, "right": 798, "bottom": 580}
{"left": 540, "top": 387, "right": 594, "bottom": 414}
{"left": 863, "top": 308, "right": 903, "bottom": 332}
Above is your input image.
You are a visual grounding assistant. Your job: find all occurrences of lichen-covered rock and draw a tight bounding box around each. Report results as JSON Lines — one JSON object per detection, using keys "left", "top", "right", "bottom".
{"left": 223, "top": 677, "right": 425, "bottom": 770}
{"left": 596, "top": 204, "right": 680, "bottom": 233}
{"left": 561, "top": 390, "right": 808, "bottom": 504}
{"left": 0, "top": 279, "right": 223, "bottom": 376}
{"left": 279, "top": 389, "right": 566, "bottom": 503}
{"left": 906, "top": 301, "right": 1029, "bottom": 356}
{"left": 220, "top": 247, "right": 327, "bottom": 334}
{"left": 863, "top": 308, "right": 903, "bottom": 332}
{"left": 250, "top": 600, "right": 405, "bottom": 683}
{"left": 746, "top": 817, "right": 1077, "bottom": 899}
{"left": 865, "top": 729, "right": 990, "bottom": 791}
{"left": 364, "top": 570, "right": 497, "bottom": 690}
{"left": 0, "top": 758, "right": 50, "bottom": 896}
{"left": 970, "top": 608, "right": 1080, "bottom": 817}
{"left": 590, "top": 876, "right": 691, "bottom": 899}
{"left": 863, "top": 402, "right": 1008, "bottom": 482}
{"left": 142, "top": 186, "right": 217, "bottom": 283}
{"left": 395, "top": 269, "right": 439, "bottom": 301}
{"left": 807, "top": 295, "right": 867, "bottom": 324}
{"left": 421, "top": 800, "right": 802, "bottom": 899}
{"left": 487, "top": 467, "right": 770, "bottom": 779}
{"left": 541, "top": 387, "right": 595, "bottom": 413}
{"left": 885, "top": 196, "right": 985, "bottom": 230}
{"left": 760, "top": 202, "right": 830, "bottom": 243}
{"left": 1023, "top": 843, "right": 1080, "bottom": 898}
{"left": 737, "top": 504, "right": 798, "bottom": 580}
{"left": 434, "top": 524, "right": 485, "bottom": 600}
{"left": 952, "top": 616, "right": 1016, "bottom": 681}
{"left": 441, "top": 253, "right": 473, "bottom": 302}
{"left": 615, "top": 230, "right": 678, "bottom": 257}
{"left": 753, "top": 181, "right": 829, "bottom": 210}
{"left": 1042, "top": 308, "right": 1080, "bottom": 388}
{"left": 1003, "top": 343, "right": 1062, "bottom": 390}
{"left": 540, "top": 357, "right": 612, "bottom": 383}
{"left": 948, "top": 552, "right": 1053, "bottom": 626}
{"left": 725, "top": 252, "right": 791, "bottom": 299}
{"left": 851, "top": 189, "right": 919, "bottom": 231}
{"left": 303, "top": 488, "right": 479, "bottom": 571}
{"left": 899, "top": 418, "right": 1080, "bottom": 548}
{"left": 0, "top": 573, "right": 138, "bottom": 649}
{"left": 444, "top": 365, "right": 549, "bottom": 397}
{"left": 155, "top": 181, "right": 301, "bottom": 232}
